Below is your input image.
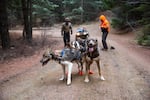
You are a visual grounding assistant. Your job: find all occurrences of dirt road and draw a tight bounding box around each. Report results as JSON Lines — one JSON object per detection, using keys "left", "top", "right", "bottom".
{"left": 0, "top": 22, "right": 150, "bottom": 100}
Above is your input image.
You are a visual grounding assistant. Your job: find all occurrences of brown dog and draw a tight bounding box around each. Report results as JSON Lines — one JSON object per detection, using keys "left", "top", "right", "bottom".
{"left": 84, "top": 39, "right": 105, "bottom": 82}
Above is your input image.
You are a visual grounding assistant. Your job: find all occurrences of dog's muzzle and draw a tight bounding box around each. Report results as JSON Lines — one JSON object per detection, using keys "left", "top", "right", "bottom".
{"left": 40, "top": 57, "right": 50, "bottom": 66}
{"left": 88, "top": 47, "right": 94, "bottom": 52}
{"left": 88, "top": 43, "right": 96, "bottom": 52}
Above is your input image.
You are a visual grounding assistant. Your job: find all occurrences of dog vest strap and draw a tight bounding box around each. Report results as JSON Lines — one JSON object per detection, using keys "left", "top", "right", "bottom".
{"left": 87, "top": 53, "right": 99, "bottom": 59}
{"left": 87, "top": 48, "right": 99, "bottom": 59}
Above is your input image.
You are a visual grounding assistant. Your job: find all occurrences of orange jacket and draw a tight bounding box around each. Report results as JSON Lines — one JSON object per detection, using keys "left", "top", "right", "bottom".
{"left": 99, "top": 15, "right": 110, "bottom": 32}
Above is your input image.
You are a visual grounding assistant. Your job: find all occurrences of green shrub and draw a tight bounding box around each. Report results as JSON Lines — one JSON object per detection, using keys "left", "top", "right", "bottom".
{"left": 142, "top": 36, "right": 150, "bottom": 46}
{"left": 137, "top": 24, "right": 150, "bottom": 46}
{"left": 137, "top": 35, "right": 150, "bottom": 46}
{"left": 143, "top": 24, "right": 150, "bottom": 36}
{"left": 111, "top": 18, "right": 126, "bottom": 29}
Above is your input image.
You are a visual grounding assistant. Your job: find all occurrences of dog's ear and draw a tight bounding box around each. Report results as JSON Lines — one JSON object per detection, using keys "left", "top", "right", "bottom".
{"left": 71, "top": 41, "right": 73, "bottom": 45}
{"left": 70, "top": 41, "right": 75, "bottom": 48}
{"left": 95, "top": 39, "right": 98, "bottom": 42}
{"left": 45, "top": 48, "right": 53, "bottom": 56}
{"left": 87, "top": 39, "right": 90, "bottom": 43}
{"left": 46, "top": 48, "right": 50, "bottom": 53}
{"left": 94, "top": 39, "right": 98, "bottom": 44}
{"left": 49, "top": 48, "right": 53, "bottom": 53}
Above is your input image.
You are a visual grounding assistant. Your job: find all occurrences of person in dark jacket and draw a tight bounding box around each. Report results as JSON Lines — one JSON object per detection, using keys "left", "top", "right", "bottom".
{"left": 61, "top": 18, "right": 73, "bottom": 47}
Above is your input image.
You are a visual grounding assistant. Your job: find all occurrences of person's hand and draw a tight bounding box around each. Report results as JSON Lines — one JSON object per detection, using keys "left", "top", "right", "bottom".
{"left": 99, "top": 26, "right": 101, "bottom": 30}
{"left": 101, "top": 27, "right": 108, "bottom": 32}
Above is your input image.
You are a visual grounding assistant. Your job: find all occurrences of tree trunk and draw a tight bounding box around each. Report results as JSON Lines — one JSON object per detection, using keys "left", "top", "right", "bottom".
{"left": 29, "top": 0, "right": 32, "bottom": 40}
{"left": 0, "top": 0, "right": 10, "bottom": 49}
{"left": 81, "top": 0, "right": 83, "bottom": 23}
{"left": 21, "top": 0, "right": 32, "bottom": 43}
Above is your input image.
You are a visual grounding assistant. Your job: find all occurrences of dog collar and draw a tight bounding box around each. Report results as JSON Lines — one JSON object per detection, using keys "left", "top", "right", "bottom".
{"left": 87, "top": 48, "right": 99, "bottom": 59}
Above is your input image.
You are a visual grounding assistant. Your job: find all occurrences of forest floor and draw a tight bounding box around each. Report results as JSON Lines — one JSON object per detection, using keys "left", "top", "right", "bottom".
{"left": 0, "top": 22, "right": 150, "bottom": 100}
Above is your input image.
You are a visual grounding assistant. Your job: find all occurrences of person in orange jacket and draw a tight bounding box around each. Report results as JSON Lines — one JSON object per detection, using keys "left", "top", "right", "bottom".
{"left": 99, "top": 15, "right": 110, "bottom": 50}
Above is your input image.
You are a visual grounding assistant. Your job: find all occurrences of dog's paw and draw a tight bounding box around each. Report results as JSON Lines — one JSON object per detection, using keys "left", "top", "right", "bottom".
{"left": 100, "top": 76, "right": 105, "bottom": 81}
{"left": 67, "top": 79, "right": 71, "bottom": 85}
{"left": 78, "top": 71, "right": 83, "bottom": 76}
{"left": 59, "top": 77, "right": 65, "bottom": 81}
{"left": 67, "top": 82, "right": 71, "bottom": 86}
{"left": 84, "top": 79, "right": 89, "bottom": 83}
{"left": 88, "top": 71, "right": 93, "bottom": 74}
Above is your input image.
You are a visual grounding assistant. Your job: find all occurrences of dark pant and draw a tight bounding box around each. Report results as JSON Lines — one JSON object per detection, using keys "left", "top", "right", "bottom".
{"left": 63, "top": 32, "right": 70, "bottom": 46}
{"left": 102, "top": 31, "right": 108, "bottom": 49}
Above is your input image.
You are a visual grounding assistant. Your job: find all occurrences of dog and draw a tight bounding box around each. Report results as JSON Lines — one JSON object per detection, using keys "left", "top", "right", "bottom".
{"left": 71, "top": 40, "right": 95, "bottom": 75}
{"left": 71, "top": 40, "right": 81, "bottom": 50}
{"left": 71, "top": 40, "right": 89, "bottom": 75}
{"left": 84, "top": 38, "right": 105, "bottom": 83}
{"left": 40, "top": 44, "right": 83, "bottom": 85}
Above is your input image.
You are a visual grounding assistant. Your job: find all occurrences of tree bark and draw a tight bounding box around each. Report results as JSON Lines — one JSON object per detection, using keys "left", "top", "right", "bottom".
{"left": 0, "top": 0, "right": 10, "bottom": 49}
{"left": 81, "top": 0, "right": 84, "bottom": 23}
{"left": 21, "top": 0, "right": 32, "bottom": 43}
{"left": 29, "top": 0, "right": 32, "bottom": 40}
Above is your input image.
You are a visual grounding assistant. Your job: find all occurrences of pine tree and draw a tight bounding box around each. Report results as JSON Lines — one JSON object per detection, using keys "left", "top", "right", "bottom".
{"left": 0, "top": 0, "right": 10, "bottom": 49}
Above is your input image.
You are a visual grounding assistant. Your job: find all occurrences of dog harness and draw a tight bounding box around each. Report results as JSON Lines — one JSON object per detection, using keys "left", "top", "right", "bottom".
{"left": 60, "top": 48, "right": 81, "bottom": 62}
{"left": 87, "top": 47, "right": 99, "bottom": 60}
